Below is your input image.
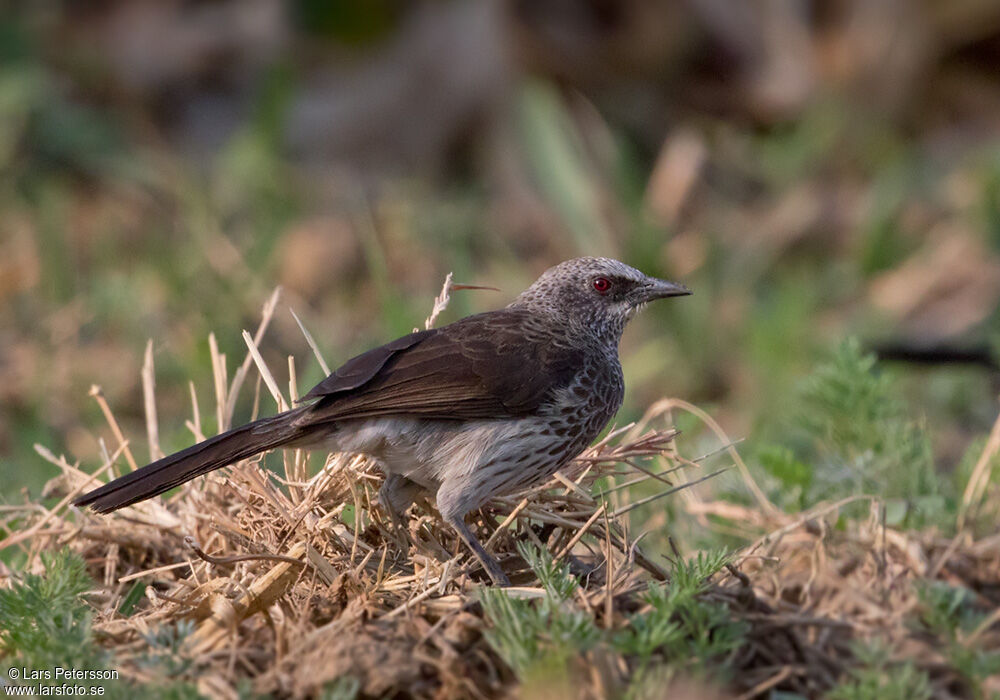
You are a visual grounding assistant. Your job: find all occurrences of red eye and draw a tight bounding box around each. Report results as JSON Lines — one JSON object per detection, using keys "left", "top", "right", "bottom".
{"left": 592, "top": 277, "right": 611, "bottom": 294}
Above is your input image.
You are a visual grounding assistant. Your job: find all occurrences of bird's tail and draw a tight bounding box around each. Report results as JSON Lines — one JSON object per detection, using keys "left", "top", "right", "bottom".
{"left": 74, "top": 407, "right": 309, "bottom": 514}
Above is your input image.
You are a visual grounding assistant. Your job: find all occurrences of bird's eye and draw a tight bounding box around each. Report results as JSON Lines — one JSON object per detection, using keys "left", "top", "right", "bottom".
{"left": 592, "top": 277, "right": 611, "bottom": 294}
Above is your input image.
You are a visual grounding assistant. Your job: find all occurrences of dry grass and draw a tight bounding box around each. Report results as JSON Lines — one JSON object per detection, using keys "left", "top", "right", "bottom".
{"left": 3, "top": 285, "right": 1000, "bottom": 699}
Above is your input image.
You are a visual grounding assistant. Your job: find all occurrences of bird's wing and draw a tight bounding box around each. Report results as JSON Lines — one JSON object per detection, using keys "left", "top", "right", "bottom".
{"left": 300, "top": 329, "right": 438, "bottom": 399}
{"left": 298, "top": 309, "right": 584, "bottom": 422}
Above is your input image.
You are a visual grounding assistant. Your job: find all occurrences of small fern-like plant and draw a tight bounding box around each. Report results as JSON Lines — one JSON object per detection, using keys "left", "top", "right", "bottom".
{"left": 479, "top": 542, "right": 600, "bottom": 683}
{"left": 480, "top": 545, "right": 744, "bottom": 698}
{"left": 0, "top": 549, "right": 201, "bottom": 699}
{"left": 617, "top": 549, "right": 744, "bottom": 698}
{"left": 914, "top": 581, "right": 1000, "bottom": 694}
{"left": 0, "top": 549, "right": 97, "bottom": 671}
{"left": 828, "top": 640, "right": 933, "bottom": 700}
{"left": 763, "top": 338, "right": 944, "bottom": 525}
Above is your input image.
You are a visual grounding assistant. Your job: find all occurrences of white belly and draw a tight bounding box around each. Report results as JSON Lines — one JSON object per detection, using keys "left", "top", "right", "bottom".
{"left": 319, "top": 416, "right": 565, "bottom": 493}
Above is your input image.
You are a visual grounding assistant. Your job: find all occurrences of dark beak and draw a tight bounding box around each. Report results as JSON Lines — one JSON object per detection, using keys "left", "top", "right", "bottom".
{"left": 641, "top": 278, "right": 692, "bottom": 302}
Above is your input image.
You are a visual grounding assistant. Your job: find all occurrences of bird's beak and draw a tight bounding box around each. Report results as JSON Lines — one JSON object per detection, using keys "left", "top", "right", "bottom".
{"left": 640, "top": 278, "right": 692, "bottom": 302}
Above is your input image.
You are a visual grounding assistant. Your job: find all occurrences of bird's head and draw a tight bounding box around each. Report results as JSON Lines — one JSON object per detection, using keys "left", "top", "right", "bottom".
{"left": 510, "top": 257, "right": 691, "bottom": 341}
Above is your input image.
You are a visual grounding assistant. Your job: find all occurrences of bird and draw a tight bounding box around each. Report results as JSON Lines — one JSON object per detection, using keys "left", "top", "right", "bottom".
{"left": 74, "top": 257, "right": 691, "bottom": 585}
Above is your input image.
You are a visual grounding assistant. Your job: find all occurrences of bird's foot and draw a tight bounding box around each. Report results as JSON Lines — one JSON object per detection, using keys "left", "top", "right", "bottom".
{"left": 481, "top": 559, "right": 511, "bottom": 587}
{"left": 445, "top": 513, "right": 511, "bottom": 586}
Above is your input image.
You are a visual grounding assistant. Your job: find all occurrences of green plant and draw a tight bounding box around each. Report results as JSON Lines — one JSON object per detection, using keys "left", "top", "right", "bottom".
{"left": 915, "top": 582, "right": 1000, "bottom": 696}
{"left": 139, "top": 620, "right": 196, "bottom": 678}
{"left": 828, "top": 640, "right": 932, "bottom": 700}
{"left": 756, "top": 443, "right": 812, "bottom": 511}
{"left": 617, "top": 549, "right": 744, "bottom": 686}
{"left": 0, "top": 549, "right": 200, "bottom": 699}
{"left": 0, "top": 549, "right": 98, "bottom": 670}
{"left": 479, "top": 542, "right": 600, "bottom": 683}
{"left": 320, "top": 676, "right": 361, "bottom": 700}
{"left": 775, "top": 338, "right": 944, "bottom": 525}
{"left": 480, "top": 545, "right": 744, "bottom": 697}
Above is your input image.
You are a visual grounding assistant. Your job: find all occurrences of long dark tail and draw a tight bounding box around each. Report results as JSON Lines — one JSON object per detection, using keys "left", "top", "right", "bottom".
{"left": 74, "top": 408, "right": 309, "bottom": 514}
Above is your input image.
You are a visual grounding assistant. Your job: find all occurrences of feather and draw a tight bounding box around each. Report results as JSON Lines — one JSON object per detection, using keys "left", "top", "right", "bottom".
{"left": 297, "top": 309, "right": 584, "bottom": 424}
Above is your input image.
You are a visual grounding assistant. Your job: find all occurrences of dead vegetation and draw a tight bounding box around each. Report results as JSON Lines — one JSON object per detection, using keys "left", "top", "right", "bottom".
{"left": 3, "top": 286, "right": 1000, "bottom": 699}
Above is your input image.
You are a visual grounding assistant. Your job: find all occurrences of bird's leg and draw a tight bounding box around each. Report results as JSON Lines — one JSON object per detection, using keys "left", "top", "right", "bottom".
{"left": 437, "top": 477, "right": 511, "bottom": 585}
{"left": 443, "top": 513, "right": 510, "bottom": 586}
{"left": 377, "top": 473, "right": 421, "bottom": 553}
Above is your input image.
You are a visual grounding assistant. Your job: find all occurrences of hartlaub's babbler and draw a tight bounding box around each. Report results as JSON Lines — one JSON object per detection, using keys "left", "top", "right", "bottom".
{"left": 75, "top": 257, "right": 691, "bottom": 585}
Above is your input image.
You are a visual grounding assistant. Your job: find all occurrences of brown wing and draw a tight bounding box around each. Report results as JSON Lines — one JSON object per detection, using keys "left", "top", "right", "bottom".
{"left": 298, "top": 309, "right": 583, "bottom": 423}
{"left": 301, "top": 329, "right": 437, "bottom": 399}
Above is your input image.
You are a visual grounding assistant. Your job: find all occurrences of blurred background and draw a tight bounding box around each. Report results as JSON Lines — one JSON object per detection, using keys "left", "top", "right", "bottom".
{"left": 2, "top": 0, "right": 1000, "bottom": 506}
